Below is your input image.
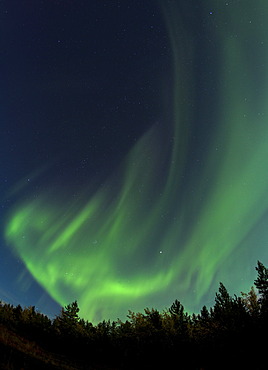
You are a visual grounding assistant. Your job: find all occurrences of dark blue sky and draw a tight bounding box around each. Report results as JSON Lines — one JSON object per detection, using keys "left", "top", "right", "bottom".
{"left": 1, "top": 0, "right": 173, "bottom": 316}
{"left": 2, "top": 1, "right": 268, "bottom": 321}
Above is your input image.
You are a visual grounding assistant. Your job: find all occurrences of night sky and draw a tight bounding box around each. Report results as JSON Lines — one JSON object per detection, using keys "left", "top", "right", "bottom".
{"left": 1, "top": 0, "right": 268, "bottom": 323}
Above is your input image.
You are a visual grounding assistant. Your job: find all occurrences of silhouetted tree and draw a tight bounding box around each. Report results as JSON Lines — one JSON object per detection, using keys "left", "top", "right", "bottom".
{"left": 241, "top": 286, "right": 260, "bottom": 318}
{"left": 199, "top": 305, "right": 210, "bottom": 323}
{"left": 214, "top": 282, "right": 232, "bottom": 310}
{"left": 170, "top": 299, "right": 184, "bottom": 315}
{"left": 53, "top": 300, "right": 80, "bottom": 337}
{"left": 168, "top": 299, "right": 191, "bottom": 342}
{"left": 144, "top": 307, "right": 162, "bottom": 330}
{"left": 254, "top": 260, "right": 268, "bottom": 316}
{"left": 61, "top": 301, "right": 80, "bottom": 322}
{"left": 1, "top": 261, "right": 268, "bottom": 370}
{"left": 13, "top": 304, "right": 22, "bottom": 323}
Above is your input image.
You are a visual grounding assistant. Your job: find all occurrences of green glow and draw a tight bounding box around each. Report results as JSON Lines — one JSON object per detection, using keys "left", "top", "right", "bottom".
{"left": 5, "top": 1, "right": 268, "bottom": 321}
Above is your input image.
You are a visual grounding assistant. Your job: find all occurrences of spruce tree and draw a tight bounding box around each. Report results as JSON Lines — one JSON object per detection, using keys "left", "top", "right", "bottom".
{"left": 254, "top": 261, "right": 268, "bottom": 316}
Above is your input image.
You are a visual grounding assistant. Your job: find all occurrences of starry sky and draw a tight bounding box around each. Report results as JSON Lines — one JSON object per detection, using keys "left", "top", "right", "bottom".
{"left": 1, "top": 0, "right": 268, "bottom": 322}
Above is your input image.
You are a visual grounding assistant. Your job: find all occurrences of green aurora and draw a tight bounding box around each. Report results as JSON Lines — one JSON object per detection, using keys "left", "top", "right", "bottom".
{"left": 5, "top": 1, "right": 268, "bottom": 322}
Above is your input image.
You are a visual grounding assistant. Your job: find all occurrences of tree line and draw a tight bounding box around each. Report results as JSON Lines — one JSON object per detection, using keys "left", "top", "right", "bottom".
{"left": 0, "top": 261, "right": 267, "bottom": 369}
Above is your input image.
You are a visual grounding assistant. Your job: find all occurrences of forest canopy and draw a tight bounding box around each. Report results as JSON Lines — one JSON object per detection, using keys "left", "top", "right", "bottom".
{"left": 0, "top": 260, "right": 267, "bottom": 369}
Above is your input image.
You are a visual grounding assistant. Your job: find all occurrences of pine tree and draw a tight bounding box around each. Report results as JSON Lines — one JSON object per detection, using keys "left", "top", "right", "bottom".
{"left": 61, "top": 301, "right": 80, "bottom": 323}
{"left": 254, "top": 261, "right": 268, "bottom": 316}
{"left": 241, "top": 286, "right": 260, "bottom": 317}
{"left": 214, "top": 282, "right": 232, "bottom": 309}
{"left": 54, "top": 301, "right": 80, "bottom": 336}
{"left": 212, "top": 282, "right": 234, "bottom": 327}
{"left": 254, "top": 261, "right": 268, "bottom": 297}
{"left": 169, "top": 300, "right": 190, "bottom": 338}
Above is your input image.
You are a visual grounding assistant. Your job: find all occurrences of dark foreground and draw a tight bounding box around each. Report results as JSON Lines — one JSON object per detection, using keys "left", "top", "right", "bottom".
{"left": 0, "top": 261, "right": 267, "bottom": 369}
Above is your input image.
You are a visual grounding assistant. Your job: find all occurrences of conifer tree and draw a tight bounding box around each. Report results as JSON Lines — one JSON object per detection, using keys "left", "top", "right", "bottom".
{"left": 61, "top": 301, "right": 80, "bottom": 323}
{"left": 254, "top": 261, "right": 268, "bottom": 316}
{"left": 54, "top": 300, "right": 80, "bottom": 336}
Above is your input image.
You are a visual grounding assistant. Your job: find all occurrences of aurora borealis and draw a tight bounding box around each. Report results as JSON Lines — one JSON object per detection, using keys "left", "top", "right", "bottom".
{"left": 2, "top": 1, "right": 268, "bottom": 322}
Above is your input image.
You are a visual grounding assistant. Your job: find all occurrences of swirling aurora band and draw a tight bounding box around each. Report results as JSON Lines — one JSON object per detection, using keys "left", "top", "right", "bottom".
{"left": 5, "top": 1, "right": 268, "bottom": 322}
